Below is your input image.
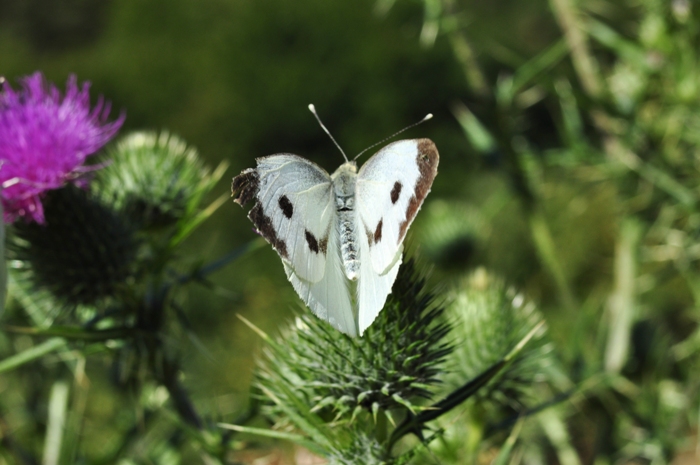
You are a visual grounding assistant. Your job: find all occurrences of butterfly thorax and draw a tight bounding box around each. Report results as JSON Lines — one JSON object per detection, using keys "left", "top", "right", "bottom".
{"left": 331, "top": 162, "right": 359, "bottom": 281}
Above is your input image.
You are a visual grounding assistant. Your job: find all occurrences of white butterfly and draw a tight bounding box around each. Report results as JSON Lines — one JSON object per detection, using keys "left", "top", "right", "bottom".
{"left": 232, "top": 118, "right": 439, "bottom": 337}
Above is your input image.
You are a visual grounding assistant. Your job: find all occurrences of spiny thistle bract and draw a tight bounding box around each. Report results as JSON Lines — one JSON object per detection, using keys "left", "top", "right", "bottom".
{"left": 327, "top": 429, "right": 388, "bottom": 465}
{"left": 445, "top": 268, "right": 553, "bottom": 409}
{"left": 255, "top": 258, "right": 452, "bottom": 451}
{"left": 98, "top": 131, "right": 227, "bottom": 230}
{"left": 10, "top": 184, "right": 138, "bottom": 308}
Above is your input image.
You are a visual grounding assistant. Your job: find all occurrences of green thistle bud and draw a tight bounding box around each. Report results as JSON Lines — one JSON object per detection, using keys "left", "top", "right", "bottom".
{"left": 256, "top": 257, "right": 452, "bottom": 422}
{"left": 98, "top": 131, "right": 225, "bottom": 229}
{"left": 445, "top": 269, "right": 552, "bottom": 407}
{"left": 10, "top": 184, "right": 138, "bottom": 308}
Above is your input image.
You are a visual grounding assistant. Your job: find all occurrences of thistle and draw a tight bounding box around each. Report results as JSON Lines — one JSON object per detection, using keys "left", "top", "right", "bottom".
{"left": 0, "top": 72, "right": 124, "bottom": 224}
{"left": 98, "top": 131, "right": 227, "bottom": 231}
{"left": 10, "top": 184, "right": 138, "bottom": 309}
{"left": 250, "top": 258, "right": 451, "bottom": 461}
{"left": 445, "top": 268, "right": 553, "bottom": 409}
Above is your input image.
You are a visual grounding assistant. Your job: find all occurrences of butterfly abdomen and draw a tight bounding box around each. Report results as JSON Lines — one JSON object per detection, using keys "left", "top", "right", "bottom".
{"left": 338, "top": 209, "right": 359, "bottom": 280}
{"left": 332, "top": 165, "right": 360, "bottom": 281}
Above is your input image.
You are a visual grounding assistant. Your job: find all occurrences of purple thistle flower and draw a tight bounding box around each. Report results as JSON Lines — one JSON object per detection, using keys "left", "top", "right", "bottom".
{"left": 0, "top": 72, "right": 125, "bottom": 224}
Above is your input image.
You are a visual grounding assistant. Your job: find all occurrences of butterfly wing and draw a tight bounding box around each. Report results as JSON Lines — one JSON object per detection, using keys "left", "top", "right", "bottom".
{"left": 232, "top": 154, "right": 357, "bottom": 335}
{"left": 357, "top": 234, "right": 402, "bottom": 335}
{"left": 232, "top": 154, "right": 334, "bottom": 283}
{"left": 284, "top": 226, "right": 358, "bottom": 336}
{"left": 355, "top": 139, "right": 439, "bottom": 275}
{"left": 353, "top": 138, "right": 439, "bottom": 335}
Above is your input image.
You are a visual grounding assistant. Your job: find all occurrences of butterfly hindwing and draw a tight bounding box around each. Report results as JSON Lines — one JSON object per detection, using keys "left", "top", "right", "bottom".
{"left": 232, "top": 154, "right": 334, "bottom": 283}
{"left": 284, "top": 225, "right": 357, "bottom": 336}
{"left": 355, "top": 139, "right": 439, "bottom": 275}
{"left": 357, "top": 234, "right": 402, "bottom": 335}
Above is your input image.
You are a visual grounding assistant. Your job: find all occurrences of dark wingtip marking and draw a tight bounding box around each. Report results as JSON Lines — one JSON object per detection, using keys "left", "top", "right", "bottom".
{"left": 231, "top": 169, "right": 259, "bottom": 206}
{"left": 305, "top": 230, "right": 319, "bottom": 253}
{"left": 390, "top": 181, "right": 402, "bottom": 204}
{"left": 374, "top": 219, "right": 383, "bottom": 243}
{"left": 278, "top": 195, "right": 293, "bottom": 219}
{"left": 249, "top": 203, "right": 288, "bottom": 259}
{"left": 398, "top": 139, "right": 439, "bottom": 242}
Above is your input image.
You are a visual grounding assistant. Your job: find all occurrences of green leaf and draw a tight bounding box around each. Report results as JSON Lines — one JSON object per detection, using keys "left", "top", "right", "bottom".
{"left": 0, "top": 337, "right": 66, "bottom": 374}
{"left": 587, "top": 19, "right": 649, "bottom": 70}
{"left": 511, "top": 39, "right": 568, "bottom": 94}
{"left": 452, "top": 101, "right": 496, "bottom": 153}
{"left": 216, "top": 423, "right": 313, "bottom": 447}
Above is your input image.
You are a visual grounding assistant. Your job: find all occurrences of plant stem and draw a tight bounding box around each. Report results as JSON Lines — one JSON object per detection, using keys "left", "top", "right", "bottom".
{"left": 548, "top": 0, "right": 603, "bottom": 98}
{"left": 449, "top": 30, "right": 490, "bottom": 97}
{"left": 440, "top": 0, "right": 490, "bottom": 97}
{"left": 159, "top": 355, "right": 204, "bottom": 430}
{"left": 605, "top": 218, "right": 641, "bottom": 373}
{"left": 529, "top": 208, "right": 577, "bottom": 312}
{"left": 42, "top": 380, "right": 70, "bottom": 465}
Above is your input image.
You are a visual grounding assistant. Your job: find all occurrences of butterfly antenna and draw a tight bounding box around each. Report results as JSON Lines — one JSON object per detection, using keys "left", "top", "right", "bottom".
{"left": 308, "top": 104, "right": 349, "bottom": 163}
{"left": 353, "top": 113, "right": 433, "bottom": 161}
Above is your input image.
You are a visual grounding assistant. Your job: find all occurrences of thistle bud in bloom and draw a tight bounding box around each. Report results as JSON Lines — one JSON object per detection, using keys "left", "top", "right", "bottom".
{"left": 0, "top": 72, "right": 124, "bottom": 224}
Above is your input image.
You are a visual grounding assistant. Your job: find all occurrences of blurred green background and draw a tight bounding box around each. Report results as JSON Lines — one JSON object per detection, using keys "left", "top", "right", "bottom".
{"left": 2, "top": 0, "right": 699, "bottom": 463}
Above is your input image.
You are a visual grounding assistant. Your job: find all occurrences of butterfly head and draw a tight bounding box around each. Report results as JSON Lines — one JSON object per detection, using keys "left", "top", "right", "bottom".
{"left": 331, "top": 161, "right": 358, "bottom": 200}
{"left": 331, "top": 160, "right": 358, "bottom": 178}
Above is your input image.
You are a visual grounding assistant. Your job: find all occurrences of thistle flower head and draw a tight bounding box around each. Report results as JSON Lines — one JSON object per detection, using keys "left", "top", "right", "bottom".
{"left": 0, "top": 72, "right": 124, "bottom": 224}
{"left": 257, "top": 258, "right": 452, "bottom": 424}
{"left": 98, "top": 131, "right": 226, "bottom": 230}
{"left": 10, "top": 184, "right": 138, "bottom": 308}
{"left": 446, "top": 269, "right": 553, "bottom": 409}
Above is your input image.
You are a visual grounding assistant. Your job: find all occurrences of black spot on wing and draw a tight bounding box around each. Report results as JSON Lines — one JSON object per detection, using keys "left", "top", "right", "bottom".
{"left": 390, "top": 182, "right": 402, "bottom": 204}
{"left": 278, "top": 195, "right": 293, "bottom": 219}
{"left": 374, "top": 219, "right": 383, "bottom": 243}
{"left": 249, "top": 203, "right": 288, "bottom": 259}
{"left": 305, "top": 229, "right": 319, "bottom": 253}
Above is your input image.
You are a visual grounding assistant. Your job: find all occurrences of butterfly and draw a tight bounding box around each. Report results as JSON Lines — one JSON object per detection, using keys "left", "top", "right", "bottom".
{"left": 231, "top": 111, "right": 439, "bottom": 337}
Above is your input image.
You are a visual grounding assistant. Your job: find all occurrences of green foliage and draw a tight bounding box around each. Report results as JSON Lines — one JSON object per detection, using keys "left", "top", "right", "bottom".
{"left": 445, "top": 269, "right": 552, "bottom": 408}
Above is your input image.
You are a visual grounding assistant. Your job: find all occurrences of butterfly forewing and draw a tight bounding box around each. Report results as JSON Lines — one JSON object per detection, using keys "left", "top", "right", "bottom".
{"left": 355, "top": 139, "right": 439, "bottom": 275}
{"left": 232, "top": 154, "right": 334, "bottom": 283}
